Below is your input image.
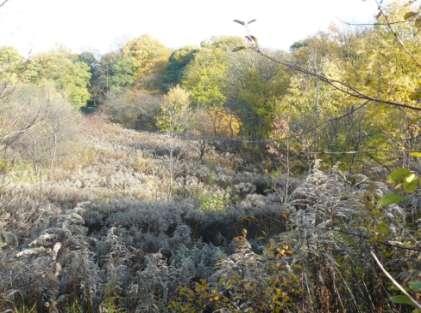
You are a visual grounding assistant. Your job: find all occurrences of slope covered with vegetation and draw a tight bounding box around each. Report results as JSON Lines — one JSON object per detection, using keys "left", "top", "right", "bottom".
{"left": 0, "top": 1, "right": 420, "bottom": 312}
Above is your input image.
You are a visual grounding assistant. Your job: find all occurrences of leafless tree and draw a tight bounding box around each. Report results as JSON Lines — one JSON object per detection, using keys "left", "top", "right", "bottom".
{"left": 0, "top": 85, "right": 81, "bottom": 171}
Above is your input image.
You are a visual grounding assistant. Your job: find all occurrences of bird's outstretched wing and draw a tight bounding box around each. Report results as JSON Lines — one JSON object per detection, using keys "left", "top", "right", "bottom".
{"left": 233, "top": 19, "right": 246, "bottom": 25}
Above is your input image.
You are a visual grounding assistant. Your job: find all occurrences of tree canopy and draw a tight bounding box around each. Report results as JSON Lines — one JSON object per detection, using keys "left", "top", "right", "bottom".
{"left": 23, "top": 51, "right": 91, "bottom": 108}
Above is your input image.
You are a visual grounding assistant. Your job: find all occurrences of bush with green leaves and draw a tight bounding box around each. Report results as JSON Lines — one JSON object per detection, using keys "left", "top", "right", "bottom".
{"left": 23, "top": 50, "right": 91, "bottom": 108}
{"left": 156, "top": 85, "right": 191, "bottom": 134}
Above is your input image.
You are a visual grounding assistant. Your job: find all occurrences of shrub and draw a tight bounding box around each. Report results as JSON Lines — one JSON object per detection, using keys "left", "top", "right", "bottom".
{"left": 189, "top": 107, "right": 241, "bottom": 138}
{"left": 0, "top": 83, "right": 81, "bottom": 170}
{"left": 198, "top": 189, "right": 230, "bottom": 212}
{"left": 102, "top": 89, "right": 161, "bottom": 130}
{"left": 155, "top": 85, "right": 191, "bottom": 134}
{"left": 0, "top": 159, "right": 10, "bottom": 174}
{"left": 23, "top": 50, "right": 91, "bottom": 108}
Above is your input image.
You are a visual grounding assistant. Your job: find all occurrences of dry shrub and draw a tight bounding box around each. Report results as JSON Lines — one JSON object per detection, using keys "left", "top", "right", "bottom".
{"left": 102, "top": 89, "right": 161, "bottom": 130}
{"left": 131, "top": 153, "right": 155, "bottom": 175}
{"left": 0, "top": 83, "right": 82, "bottom": 170}
{"left": 189, "top": 107, "right": 241, "bottom": 138}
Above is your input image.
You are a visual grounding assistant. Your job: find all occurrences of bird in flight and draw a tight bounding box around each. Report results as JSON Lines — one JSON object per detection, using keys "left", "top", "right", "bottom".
{"left": 233, "top": 19, "right": 257, "bottom": 26}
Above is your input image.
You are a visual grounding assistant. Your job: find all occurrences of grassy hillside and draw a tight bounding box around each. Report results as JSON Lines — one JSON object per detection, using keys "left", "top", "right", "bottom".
{"left": 0, "top": 116, "right": 419, "bottom": 313}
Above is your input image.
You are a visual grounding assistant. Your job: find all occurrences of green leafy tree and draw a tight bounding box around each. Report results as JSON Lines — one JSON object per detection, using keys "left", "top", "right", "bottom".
{"left": 182, "top": 47, "right": 228, "bottom": 108}
{"left": 200, "top": 36, "right": 245, "bottom": 50}
{"left": 161, "top": 46, "right": 197, "bottom": 91}
{"left": 181, "top": 37, "right": 244, "bottom": 108}
{"left": 78, "top": 51, "right": 102, "bottom": 108}
{"left": 0, "top": 47, "right": 24, "bottom": 84}
{"left": 156, "top": 85, "right": 191, "bottom": 134}
{"left": 24, "top": 51, "right": 91, "bottom": 108}
{"left": 97, "top": 51, "right": 136, "bottom": 96}
{"left": 270, "top": 2, "right": 420, "bottom": 169}
{"left": 228, "top": 51, "right": 290, "bottom": 139}
{"left": 121, "top": 35, "right": 170, "bottom": 86}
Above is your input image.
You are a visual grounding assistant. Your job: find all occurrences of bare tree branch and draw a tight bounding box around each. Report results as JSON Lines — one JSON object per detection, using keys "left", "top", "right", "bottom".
{"left": 233, "top": 16, "right": 421, "bottom": 112}
{"left": 341, "top": 19, "right": 409, "bottom": 26}
{"left": 254, "top": 50, "right": 421, "bottom": 111}
{"left": 333, "top": 229, "right": 421, "bottom": 252}
{"left": 374, "top": 0, "right": 421, "bottom": 67}
{"left": 0, "top": 112, "right": 41, "bottom": 148}
{"left": 282, "top": 101, "right": 370, "bottom": 142}
{"left": 371, "top": 250, "right": 421, "bottom": 310}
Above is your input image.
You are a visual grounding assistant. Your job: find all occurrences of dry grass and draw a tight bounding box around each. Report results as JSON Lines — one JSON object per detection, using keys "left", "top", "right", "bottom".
{"left": 0, "top": 114, "right": 419, "bottom": 313}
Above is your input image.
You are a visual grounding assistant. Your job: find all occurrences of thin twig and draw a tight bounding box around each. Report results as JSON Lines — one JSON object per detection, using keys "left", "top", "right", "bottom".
{"left": 341, "top": 20, "right": 409, "bottom": 26}
{"left": 374, "top": 0, "right": 421, "bottom": 67}
{"left": 370, "top": 250, "right": 421, "bottom": 310}
{"left": 255, "top": 50, "right": 421, "bottom": 111}
{"left": 234, "top": 20, "right": 420, "bottom": 110}
{"left": 334, "top": 229, "right": 421, "bottom": 252}
{"left": 0, "top": 0, "right": 9, "bottom": 8}
{"left": 0, "top": 112, "right": 41, "bottom": 147}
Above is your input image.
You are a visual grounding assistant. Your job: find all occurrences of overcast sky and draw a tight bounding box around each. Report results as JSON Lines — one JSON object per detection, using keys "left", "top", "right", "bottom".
{"left": 0, "top": 0, "right": 379, "bottom": 56}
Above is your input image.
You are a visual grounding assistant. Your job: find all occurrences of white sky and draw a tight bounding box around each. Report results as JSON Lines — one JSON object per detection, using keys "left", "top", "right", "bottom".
{"left": 0, "top": 0, "right": 379, "bottom": 56}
